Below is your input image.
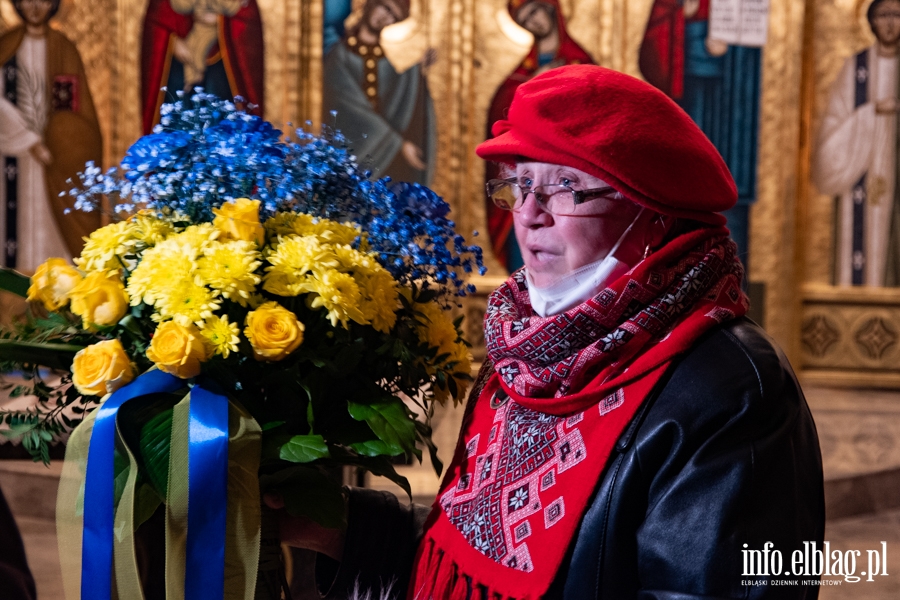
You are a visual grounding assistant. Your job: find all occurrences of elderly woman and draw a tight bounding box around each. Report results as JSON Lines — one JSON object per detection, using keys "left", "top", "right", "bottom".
{"left": 290, "top": 65, "right": 824, "bottom": 599}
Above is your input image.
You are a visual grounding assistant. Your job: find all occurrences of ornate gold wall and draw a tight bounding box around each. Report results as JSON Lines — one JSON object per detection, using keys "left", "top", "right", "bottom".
{"left": 796, "top": 0, "right": 900, "bottom": 386}
{"left": 0, "top": 0, "right": 320, "bottom": 167}
{"left": 5, "top": 0, "right": 895, "bottom": 387}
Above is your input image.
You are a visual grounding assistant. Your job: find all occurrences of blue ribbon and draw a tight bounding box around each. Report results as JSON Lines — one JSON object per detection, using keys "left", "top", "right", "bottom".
{"left": 80, "top": 370, "right": 231, "bottom": 600}
{"left": 185, "top": 380, "right": 229, "bottom": 600}
{"left": 81, "top": 369, "right": 183, "bottom": 600}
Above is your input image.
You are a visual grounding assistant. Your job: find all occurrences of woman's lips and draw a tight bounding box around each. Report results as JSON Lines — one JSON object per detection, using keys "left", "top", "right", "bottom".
{"left": 526, "top": 245, "right": 559, "bottom": 265}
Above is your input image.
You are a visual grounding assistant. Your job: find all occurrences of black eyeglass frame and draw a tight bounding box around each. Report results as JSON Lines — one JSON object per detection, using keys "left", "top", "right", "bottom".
{"left": 486, "top": 177, "right": 621, "bottom": 214}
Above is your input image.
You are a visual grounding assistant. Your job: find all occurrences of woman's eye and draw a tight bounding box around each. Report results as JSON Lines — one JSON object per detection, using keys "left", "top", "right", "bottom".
{"left": 559, "top": 178, "right": 572, "bottom": 186}
{"left": 520, "top": 178, "right": 533, "bottom": 188}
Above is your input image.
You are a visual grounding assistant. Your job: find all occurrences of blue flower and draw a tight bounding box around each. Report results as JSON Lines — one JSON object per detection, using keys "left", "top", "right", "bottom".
{"left": 67, "top": 92, "right": 485, "bottom": 301}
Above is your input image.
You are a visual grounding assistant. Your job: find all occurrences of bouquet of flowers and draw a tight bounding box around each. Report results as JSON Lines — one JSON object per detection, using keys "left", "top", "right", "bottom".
{"left": 0, "top": 92, "right": 484, "bottom": 600}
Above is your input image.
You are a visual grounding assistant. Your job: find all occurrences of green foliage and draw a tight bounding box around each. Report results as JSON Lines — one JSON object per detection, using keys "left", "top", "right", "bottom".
{"left": 0, "top": 340, "right": 84, "bottom": 371}
{"left": 347, "top": 397, "right": 416, "bottom": 456}
{"left": 0, "top": 366, "right": 93, "bottom": 465}
{"left": 0, "top": 267, "right": 30, "bottom": 297}
{"left": 0, "top": 303, "right": 105, "bottom": 463}
{"left": 260, "top": 466, "right": 347, "bottom": 529}
{"left": 279, "top": 435, "right": 329, "bottom": 463}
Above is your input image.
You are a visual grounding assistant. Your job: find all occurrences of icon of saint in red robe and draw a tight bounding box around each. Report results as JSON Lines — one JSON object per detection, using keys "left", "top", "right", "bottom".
{"left": 485, "top": 0, "right": 594, "bottom": 271}
{"left": 639, "top": 0, "right": 761, "bottom": 276}
{"left": 141, "top": 0, "right": 265, "bottom": 134}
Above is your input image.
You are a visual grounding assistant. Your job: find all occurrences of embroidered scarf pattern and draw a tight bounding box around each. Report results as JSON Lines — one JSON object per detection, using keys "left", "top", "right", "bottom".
{"left": 408, "top": 227, "right": 748, "bottom": 600}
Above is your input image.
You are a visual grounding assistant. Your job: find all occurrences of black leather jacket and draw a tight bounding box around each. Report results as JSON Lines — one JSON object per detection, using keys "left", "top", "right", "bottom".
{"left": 313, "top": 318, "right": 826, "bottom": 599}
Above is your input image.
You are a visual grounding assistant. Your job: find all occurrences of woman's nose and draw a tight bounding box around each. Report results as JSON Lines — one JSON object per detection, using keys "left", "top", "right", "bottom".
{"left": 514, "top": 191, "right": 553, "bottom": 228}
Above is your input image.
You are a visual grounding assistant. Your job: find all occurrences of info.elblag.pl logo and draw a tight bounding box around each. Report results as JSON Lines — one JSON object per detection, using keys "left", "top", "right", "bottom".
{"left": 742, "top": 541, "right": 889, "bottom": 585}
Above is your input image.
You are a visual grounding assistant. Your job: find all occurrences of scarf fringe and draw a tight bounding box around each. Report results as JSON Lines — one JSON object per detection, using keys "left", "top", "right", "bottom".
{"left": 409, "top": 537, "right": 525, "bottom": 600}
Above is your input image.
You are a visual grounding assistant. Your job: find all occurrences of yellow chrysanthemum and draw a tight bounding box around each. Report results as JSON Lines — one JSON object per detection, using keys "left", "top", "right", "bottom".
{"left": 414, "top": 301, "right": 472, "bottom": 405}
{"left": 76, "top": 221, "right": 136, "bottom": 273}
{"left": 153, "top": 279, "right": 220, "bottom": 325}
{"left": 307, "top": 269, "right": 367, "bottom": 328}
{"left": 447, "top": 349, "right": 473, "bottom": 405}
{"left": 173, "top": 223, "right": 218, "bottom": 254}
{"left": 263, "top": 271, "right": 314, "bottom": 298}
{"left": 263, "top": 212, "right": 316, "bottom": 237}
{"left": 201, "top": 314, "right": 241, "bottom": 358}
{"left": 263, "top": 213, "right": 364, "bottom": 247}
{"left": 128, "top": 212, "right": 175, "bottom": 246}
{"left": 126, "top": 243, "right": 195, "bottom": 306}
{"left": 415, "top": 302, "right": 459, "bottom": 359}
{"left": 306, "top": 220, "right": 363, "bottom": 246}
{"left": 263, "top": 236, "right": 339, "bottom": 296}
{"left": 356, "top": 269, "right": 399, "bottom": 333}
{"left": 334, "top": 244, "right": 378, "bottom": 275}
{"left": 197, "top": 240, "right": 262, "bottom": 306}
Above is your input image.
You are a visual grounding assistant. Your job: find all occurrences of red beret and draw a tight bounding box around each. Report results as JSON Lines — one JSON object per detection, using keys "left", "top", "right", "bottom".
{"left": 476, "top": 65, "right": 736, "bottom": 225}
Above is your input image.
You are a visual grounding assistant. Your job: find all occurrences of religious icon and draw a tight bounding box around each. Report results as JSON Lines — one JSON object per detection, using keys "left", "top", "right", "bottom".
{"left": 140, "top": 0, "right": 265, "bottom": 134}
{"left": 639, "top": 0, "right": 764, "bottom": 272}
{"left": 0, "top": 0, "right": 102, "bottom": 272}
{"left": 484, "top": 0, "right": 593, "bottom": 272}
{"left": 321, "top": 0, "right": 437, "bottom": 186}
{"left": 814, "top": 0, "right": 900, "bottom": 287}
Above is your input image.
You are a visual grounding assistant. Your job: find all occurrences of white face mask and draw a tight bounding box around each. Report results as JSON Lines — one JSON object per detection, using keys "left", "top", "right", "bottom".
{"left": 526, "top": 208, "right": 645, "bottom": 317}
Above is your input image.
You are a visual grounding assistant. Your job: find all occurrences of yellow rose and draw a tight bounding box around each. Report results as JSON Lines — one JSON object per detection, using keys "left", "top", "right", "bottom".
{"left": 69, "top": 272, "right": 129, "bottom": 330}
{"left": 71, "top": 340, "right": 135, "bottom": 396}
{"left": 147, "top": 321, "right": 213, "bottom": 379}
{"left": 244, "top": 301, "right": 304, "bottom": 361}
{"left": 27, "top": 258, "right": 82, "bottom": 311}
{"left": 212, "top": 198, "right": 265, "bottom": 246}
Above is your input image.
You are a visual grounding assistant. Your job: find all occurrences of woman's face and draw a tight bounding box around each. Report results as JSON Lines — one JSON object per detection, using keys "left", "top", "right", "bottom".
{"left": 511, "top": 162, "right": 647, "bottom": 288}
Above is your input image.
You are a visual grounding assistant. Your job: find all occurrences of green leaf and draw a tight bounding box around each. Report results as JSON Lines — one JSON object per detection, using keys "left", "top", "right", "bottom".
{"left": 118, "top": 315, "right": 145, "bottom": 338}
{"left": 0, "top": 420, "right": 37, "bottom": 440}
{"left": 415, "top": 421, "right": 443, "bottom": 477}
{"left": 349, "top": 439, "right": 399, "bottom": 457}
{"left": 112, "top": 448, "right": 131, "bottom": 506}
{"left": 347, "top": 397, "right": 416, "bottom": 454}
{"left": 279, "top": 434, "right": 330, "bottom": 463}
{"left": 0, "top": 267, "right": 30, "bottom": 297}
{"left": 326, "top": 447, "right": 413, "bottom": 499}
{"left": 306, "top": 398, "right": 315, "bottom": 433}
{"left": 0, "top": 340, "right": 84, "bottom": 371}
{"left": 260, "top": 420, "right": 286, "bottom": 432}
{"left": 138, "top": 407, "right": 175, "bottom": 499}
{"left": 416, "top": 288, "right": 437, "bottom": 304}
{"left": 277, "top": 467, "right": 347, "bottom": 529}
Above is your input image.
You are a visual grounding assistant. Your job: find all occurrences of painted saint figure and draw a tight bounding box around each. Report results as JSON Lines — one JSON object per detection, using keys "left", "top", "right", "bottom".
{"left": 141, "top": 0, "right": 264, "bottom": 134}
{"left": 485, "top": 0, "right": 593, "bottom": 271}
{"left": 814, "top": 0, "right": 900, "bottom": 286}
{"left": 0, "top": 0, "right": 101, "bottom": 272}
{"left": 639, "top": 0, "right": 762, "bottom": 273}
{"left": 322, "top": 0, "right": 437, "bottom": 186}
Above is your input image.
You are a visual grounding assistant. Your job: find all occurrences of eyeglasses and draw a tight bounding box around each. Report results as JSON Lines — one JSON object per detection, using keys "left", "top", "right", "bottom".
{"left": 486, "top": 178, "right": 620, "bottom": 216}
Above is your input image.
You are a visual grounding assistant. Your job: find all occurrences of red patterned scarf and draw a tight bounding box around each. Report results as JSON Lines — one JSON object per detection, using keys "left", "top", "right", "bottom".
{"left": 408, "top": 227, "right": 748, "bottom": 599}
